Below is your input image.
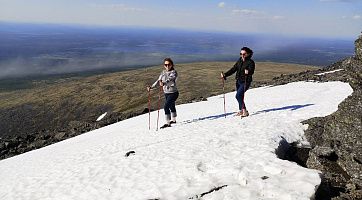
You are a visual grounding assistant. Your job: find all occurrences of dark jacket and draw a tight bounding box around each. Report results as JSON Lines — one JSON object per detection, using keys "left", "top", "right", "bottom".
{"left": 224, "top": 57, "right": 255, "bottom": 83}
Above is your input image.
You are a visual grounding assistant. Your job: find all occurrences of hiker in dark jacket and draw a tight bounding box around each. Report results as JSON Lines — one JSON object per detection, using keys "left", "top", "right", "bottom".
{"left": 221, "top": 47, "right": 255, "bottom": 117}
{"left": 147, "top": 58, "right": 179, "bottom": 128}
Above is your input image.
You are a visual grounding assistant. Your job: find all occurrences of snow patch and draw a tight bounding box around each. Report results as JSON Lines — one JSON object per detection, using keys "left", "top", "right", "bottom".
{"left": 96, "top": 112, "right": 107, "bottom": 121}
{"left": 315, "top": 69, "right": 344, "bottom": 76}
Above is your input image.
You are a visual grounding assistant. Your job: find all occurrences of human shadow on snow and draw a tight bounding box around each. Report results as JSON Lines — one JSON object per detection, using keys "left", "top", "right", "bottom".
{"left": 181, "top": 112, "right": 236, "bottom": 124}
{"left": 251, "top": 104, "right": 314, "bottom": 116}
{"left": 181, "top": 104, "right": 314, "bottom": 124}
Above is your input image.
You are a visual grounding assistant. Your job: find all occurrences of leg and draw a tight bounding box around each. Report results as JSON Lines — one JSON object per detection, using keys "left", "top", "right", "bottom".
{"left": 243, "top": 81, "right": 251, "bottom": 111}
{"left": 169, "top": 92, "right": 179, "bottom": 113}
{"left": 169, "top": 92, "right": 179, "bottom": 123}
{"left": 235, "top": 80, "right": 246, "bottom": 111}
{"left": 164, "top": 93, "right": 172, "bottom": 123}
{"left": 236, "top": 80, "right": 252, "bottom": 116}
{"left": 161, "top": 92, "right": 179, "bottom": 128}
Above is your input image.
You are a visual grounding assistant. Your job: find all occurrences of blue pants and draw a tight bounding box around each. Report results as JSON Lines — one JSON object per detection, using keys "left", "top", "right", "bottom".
{"left": 235, "top": 79, "right": 251, "bottom": 111}
{"left": 164, "top": 92, "right": 179, "bottom": 120}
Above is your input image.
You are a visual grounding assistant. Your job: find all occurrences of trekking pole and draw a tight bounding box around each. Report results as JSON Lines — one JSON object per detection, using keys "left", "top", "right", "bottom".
{"left": 156, "top": 85, "right": 162, "bottom": 131}
{"left": 221, "top": 72, "right": 226, "bottom": 118}
{"left": 148, "top": 88, "right": 151, "bottom": 130}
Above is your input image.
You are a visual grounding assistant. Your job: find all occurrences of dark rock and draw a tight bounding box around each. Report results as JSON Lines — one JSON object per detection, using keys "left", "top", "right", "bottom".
{"left": 188, "top": 96, "right": 207, "bottom": 103}
{"left": 125, "top": 151, "right": 135, "bottom": 157}
{"left": 142, "top": 108, "right": 153, "bottom": 114}
{"left": 6, "top": 139, "right": 19, "bottom": 149}
{"left": 276, "top": 138, "right": 311, "bottom": 168}
{"left": 34, "top": 139, "right": 46, "bottom": 149}
{"left": 314, "top": 146, "right": 336, "bottom": 159}
{"left": 0, "top": 142, "right": 5, "bottom": 151}
{"left": 55, "top": 132, "right": 66, "bottom": 141}
{"left": 26, "top": 134, "right": 35, "bottom": 142}
{"left": 355, "top": 34, "right": 362, "bottom": 60}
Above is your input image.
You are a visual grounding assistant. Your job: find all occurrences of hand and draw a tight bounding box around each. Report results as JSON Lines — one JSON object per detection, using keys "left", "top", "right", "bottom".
{"left": 245, "top": 69, "right": 249, "bottom": 75}
{"left": 146, "top": 86, "right": 151, "bottom": 92}
{"left": 159, "top": 81, "right": 164, "bottom": 86}
{"left": 220, "top": 72, "right": 225, "bottom": 79}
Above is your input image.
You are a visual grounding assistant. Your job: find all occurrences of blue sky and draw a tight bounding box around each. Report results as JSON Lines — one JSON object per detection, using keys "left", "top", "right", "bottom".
{"left": 0, "top": 0, "right": 361, "bottom": 38}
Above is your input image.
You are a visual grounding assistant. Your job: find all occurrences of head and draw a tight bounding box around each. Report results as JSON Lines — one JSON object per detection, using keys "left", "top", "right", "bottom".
{"left": 163, "top": 57, "right": 174, "bottom": 71}
{"left": 240, "top": 47, "right": 253, "bottom": 60}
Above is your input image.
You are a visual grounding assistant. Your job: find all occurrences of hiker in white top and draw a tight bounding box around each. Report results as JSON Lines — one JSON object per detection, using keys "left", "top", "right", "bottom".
{"left": 147, "top": 58, "right": 179, "bottom": 128}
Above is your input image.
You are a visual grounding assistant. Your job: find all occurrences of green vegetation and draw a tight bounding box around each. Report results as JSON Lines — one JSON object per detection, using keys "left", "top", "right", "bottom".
{"left": 0, "top": 61, "right": 318, "bottom": 114}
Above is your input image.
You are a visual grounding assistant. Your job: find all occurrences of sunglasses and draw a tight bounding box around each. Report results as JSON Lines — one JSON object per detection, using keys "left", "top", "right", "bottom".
{"left": 240, "top": 53, "right": 247, "bottom": 56}
{"left": 164, "top": 64, "right": 171, "bottom": 67}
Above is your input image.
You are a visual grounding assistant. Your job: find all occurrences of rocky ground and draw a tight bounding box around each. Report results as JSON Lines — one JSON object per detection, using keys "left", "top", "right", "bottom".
{"left": 272, "top": 35, "right": 362, "bottom": 200}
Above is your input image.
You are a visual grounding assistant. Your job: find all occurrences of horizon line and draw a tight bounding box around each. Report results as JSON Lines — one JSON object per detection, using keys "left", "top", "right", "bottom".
{"left": 0, "top": 20, "right": 358, "bottom": 40}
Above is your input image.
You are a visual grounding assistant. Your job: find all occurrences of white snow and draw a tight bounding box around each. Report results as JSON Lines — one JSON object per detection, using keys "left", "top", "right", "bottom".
{"left": 0, "top": 81, "right": 353, "bottom": 200}
{"left": 315, "top": 69, "right": 344, "bottom": 76}
{"left": 96, "top": 112, "right": 108, "bottom": 121}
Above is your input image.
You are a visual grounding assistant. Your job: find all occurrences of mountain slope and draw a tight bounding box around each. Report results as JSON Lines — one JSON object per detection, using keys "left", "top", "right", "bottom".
{"left": 0, "top": 81, "right": 352, "bottom": 200}
{"left": 0, "top": 62, "right": 318, "bottom": 160}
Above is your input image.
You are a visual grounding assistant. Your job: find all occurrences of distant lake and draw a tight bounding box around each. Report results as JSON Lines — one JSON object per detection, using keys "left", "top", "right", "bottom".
{"left": 0, "top": 23, "right": 355, "bottom": 79}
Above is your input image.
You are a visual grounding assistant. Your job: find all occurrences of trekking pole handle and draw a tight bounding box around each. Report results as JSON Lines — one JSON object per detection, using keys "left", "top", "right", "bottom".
{"left": 220, "top": 72, "right": 225, "bottom": 80}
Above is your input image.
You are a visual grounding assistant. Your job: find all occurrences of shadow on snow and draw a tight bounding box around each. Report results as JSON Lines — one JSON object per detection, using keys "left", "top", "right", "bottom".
{"left": 181, "top": 104, "right": 314, "bottom": 124}
{"left": 251, "top": 104, "right": 314, "bottom": 115}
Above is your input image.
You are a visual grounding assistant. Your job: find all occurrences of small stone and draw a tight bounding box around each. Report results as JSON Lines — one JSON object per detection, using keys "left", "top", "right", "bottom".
{"left": 125, "top": 151, "right": 135, "bottom": 157}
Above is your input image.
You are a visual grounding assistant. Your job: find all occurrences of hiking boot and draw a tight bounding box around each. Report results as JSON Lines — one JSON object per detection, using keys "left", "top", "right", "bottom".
{"left": 160, "top": 124, "right": 171, "bottom": 129}
{"left": 170, "top": 121, "right": 176, "bottom": 124}
{"left": 240, "top": 109, "right": 249, "bottom": 117}
{"left": 235, "top": 111, "right": 243, "bottom": 116}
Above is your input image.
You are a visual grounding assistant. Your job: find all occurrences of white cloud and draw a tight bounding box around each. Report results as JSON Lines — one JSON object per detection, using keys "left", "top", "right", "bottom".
{"left": 89, "top": 3, "right": 145, "bottom": 12}
{"left": 272, "top": 15, "right": 285, "bottom": 20}
{"left": 231, "top": 9, "right": 285, "bottom": 21}
{"left": 218, "top": 2, "right": 225, "bottom": 8}
{"left": 319, "top": 0, "right": 357, "bottom": 2}
{"left": 352, "top": 15, "right": 361, "bottom": 19}
{"left": 341, "top": 15, "right": 361, "bottom": 20}
{"left": 232, "top": 9, "right": 263, "bottom": 16}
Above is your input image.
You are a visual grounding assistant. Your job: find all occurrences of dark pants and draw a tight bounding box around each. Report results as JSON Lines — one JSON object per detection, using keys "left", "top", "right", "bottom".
{"left": 235, "top": 79, "right": 251, "bottom": 111}
{"left": 164, "top": 92, "right": 179, "bottom": 119}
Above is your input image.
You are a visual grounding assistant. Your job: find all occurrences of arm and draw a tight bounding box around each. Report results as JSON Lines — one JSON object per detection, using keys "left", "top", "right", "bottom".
{"left": 245, "top": 60, "right": 255, "bottom": 75}
{"left": 163, "top": 70, "right": 177, "bottom": 86}
{"left": 223, "top": 59, "right": 240, "bottom": 79}
{"left": 149, "top": 73, "right": 164, "bottom": 89}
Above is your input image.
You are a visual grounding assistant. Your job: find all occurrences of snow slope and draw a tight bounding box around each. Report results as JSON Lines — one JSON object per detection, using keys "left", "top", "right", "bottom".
{"left": 0, "top": 81, "right": 353, "bottom": 200}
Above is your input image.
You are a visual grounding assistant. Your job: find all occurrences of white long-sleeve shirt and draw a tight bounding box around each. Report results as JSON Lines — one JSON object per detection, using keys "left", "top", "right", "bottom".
{"left": 151, "top": 69, "right": 178, "bottom": 94}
